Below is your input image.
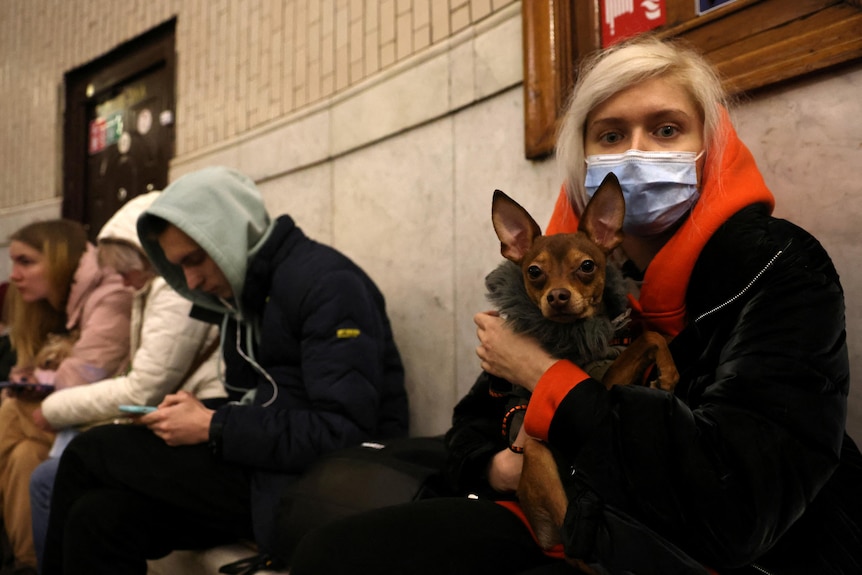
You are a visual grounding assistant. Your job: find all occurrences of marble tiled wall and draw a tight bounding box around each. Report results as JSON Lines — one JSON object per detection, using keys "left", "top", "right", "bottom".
{"left": 174, "top": 0, "right": 518, "bottom": 156}
{"left": 0, "top": 0, "right": 517, "bottom": 213}
{"left": 192, "top": 8, "right": 543, "bottom": 434}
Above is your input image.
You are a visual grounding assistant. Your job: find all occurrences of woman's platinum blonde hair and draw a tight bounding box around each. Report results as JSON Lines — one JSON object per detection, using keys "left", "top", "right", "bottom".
{"left": 97, "top": 239, "right": 151, "bottom": 275}
{"left": 556, "top": 35, "right": 728, "bottom": 212}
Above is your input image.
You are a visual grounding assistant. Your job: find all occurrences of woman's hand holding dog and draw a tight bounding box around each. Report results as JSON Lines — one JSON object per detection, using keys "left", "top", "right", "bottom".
{"left": 474, "top": 310, "right": 556, "bottom": 392}
{"left": 488, "top": 425, "right": 529, "bottom": 493}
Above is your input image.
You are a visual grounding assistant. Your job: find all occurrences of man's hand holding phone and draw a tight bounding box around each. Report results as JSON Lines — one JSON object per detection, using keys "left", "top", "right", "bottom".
{"left": 138, "top": 391, "right": 215, "bottom": 447}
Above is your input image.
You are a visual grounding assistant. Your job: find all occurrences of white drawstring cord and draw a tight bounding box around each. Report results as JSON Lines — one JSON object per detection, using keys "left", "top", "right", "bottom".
{"left": 218, "top": 298, "right": 279, "bottom": 407}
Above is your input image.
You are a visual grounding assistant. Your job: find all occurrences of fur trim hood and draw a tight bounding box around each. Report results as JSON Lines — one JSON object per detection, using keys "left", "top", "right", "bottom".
{"left": 484, "top": 260, "right": 629, "bottom": 365}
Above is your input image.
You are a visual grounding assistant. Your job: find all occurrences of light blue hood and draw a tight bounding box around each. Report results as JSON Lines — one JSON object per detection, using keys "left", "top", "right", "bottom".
{"left": 136, "top": 166, "right": 275, "bottom": 317}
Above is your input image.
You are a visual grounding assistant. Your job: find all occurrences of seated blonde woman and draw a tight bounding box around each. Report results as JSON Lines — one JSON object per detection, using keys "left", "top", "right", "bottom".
{"left": 1, "top": 218, "right": 133, "bottom": 574}
{"left": 28, "top": 192, "right": 227, "bottom": 571}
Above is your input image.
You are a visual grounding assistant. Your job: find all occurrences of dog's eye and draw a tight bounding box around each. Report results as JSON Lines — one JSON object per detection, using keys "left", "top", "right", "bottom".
{"left": 527, "top": 265, "right": 543, "bottom": 280}
{"left": 580, "top": 260, "right": 596, "bottom": 273}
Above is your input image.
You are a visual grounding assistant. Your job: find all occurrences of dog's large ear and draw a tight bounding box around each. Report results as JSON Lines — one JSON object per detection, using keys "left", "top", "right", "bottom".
{"left": 492, "top": 190, "right": 543, "bottom": 264}
{"left": 579, "top": 173, "right": 625, "bottom": 253}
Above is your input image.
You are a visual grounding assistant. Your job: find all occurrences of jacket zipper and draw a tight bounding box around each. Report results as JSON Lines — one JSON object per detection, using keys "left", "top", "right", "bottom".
{"left": 693, "top": 242, "right": 789, "bottom": 324}
{"left": 695, "top": 242, "right": 791, "bottom": 575}
{"left": 693, "top": 242, "right": 788, "bottom": 575}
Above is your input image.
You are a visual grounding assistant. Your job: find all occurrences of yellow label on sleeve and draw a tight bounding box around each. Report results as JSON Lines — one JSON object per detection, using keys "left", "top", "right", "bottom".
{"left": 337, "top": 328, "right": 361, "bottom": 339}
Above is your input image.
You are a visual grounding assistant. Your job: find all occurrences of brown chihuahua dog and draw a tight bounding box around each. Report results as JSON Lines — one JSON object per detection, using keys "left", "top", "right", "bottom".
{"left": 492, "top": 181, "right": 618, "bottom": 325}
{"left": 492, "top": 173, "right": 678, "bottom": 564}
{"left": 491, "top": 172, "right": 677, "bottom": 391}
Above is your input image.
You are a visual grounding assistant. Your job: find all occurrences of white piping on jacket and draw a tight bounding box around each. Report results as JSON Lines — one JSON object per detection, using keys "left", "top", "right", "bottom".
{"left": 693, "top": 242, "right": 790, "bottom": 324}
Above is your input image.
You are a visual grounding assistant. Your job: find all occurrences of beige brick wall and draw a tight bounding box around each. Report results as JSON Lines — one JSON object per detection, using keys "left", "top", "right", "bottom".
{"left": 0, "top": 0, "right": 183, "bottom": 210}
{"left": 0, "top": 0, "right": 517, "bottom": 212}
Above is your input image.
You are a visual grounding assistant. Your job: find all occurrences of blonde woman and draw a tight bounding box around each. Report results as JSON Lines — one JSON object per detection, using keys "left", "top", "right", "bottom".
{"left": 0, "top": 219, "right": 132, "bottom": 572}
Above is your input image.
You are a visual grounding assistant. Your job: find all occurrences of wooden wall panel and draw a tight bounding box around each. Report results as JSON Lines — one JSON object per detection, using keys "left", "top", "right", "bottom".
{"left": 523, "top": 0, "right": 862, "bottom": 159}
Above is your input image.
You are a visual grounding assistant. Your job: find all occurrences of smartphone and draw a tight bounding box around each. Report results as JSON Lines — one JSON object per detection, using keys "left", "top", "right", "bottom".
{"left": 118, "top": 404, "right": 157, "bottom": 414}
{"left": 0, "top": 381, "right": 55, "bottom": 394}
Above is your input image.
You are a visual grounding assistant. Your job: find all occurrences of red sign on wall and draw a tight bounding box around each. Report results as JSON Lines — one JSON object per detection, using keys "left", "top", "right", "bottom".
{"left": 87, "top": 113, "right": 124, "bottom": 155}
{"left": 88, "top": 118, "right": 107, "bottom": 155}
{"left": 601, "top": 0, "right": 667, "bottom": 47}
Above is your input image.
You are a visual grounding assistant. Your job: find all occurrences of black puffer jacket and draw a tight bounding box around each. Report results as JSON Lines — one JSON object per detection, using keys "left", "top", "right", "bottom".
{"left": 211, "top": 216, "right": 409, "bottom": 551}
{"left": 547, "top": 205, "right": 860, "bottom": 574}
{"left": 140, "top": 168, "right": 409, "bottom": 554}
{"left": 447, "top": 205, "right": 861, "bottom": 574}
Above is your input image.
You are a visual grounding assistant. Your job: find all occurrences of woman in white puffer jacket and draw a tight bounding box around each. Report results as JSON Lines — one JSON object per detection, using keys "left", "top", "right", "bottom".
{"left": 37, "top": 192, "right": 225, "bottom": 427}
{"left": 29, "top": 191, "right": 226, "bottom": 569}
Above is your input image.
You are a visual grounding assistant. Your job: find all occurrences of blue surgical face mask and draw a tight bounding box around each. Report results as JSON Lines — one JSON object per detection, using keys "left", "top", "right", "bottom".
{"left": 584, "top": 149, "right": 703, "bottom": 236}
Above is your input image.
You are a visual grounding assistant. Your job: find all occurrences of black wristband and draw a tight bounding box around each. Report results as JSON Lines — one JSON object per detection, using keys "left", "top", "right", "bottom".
{"left": 208, "top": 418, "right": 224, "bottom": 457}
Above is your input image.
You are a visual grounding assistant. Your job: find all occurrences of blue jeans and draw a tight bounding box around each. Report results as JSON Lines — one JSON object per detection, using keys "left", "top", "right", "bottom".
{"left": 30, "top": 456, "right": 60, "bottom": 572}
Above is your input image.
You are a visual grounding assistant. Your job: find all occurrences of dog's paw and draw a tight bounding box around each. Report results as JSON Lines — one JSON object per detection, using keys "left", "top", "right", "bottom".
{"left": 649, "top": 362, "right": 679, "bottom": 392}
{"left": 518, "top": 438, "right": 568, "bottom": 549}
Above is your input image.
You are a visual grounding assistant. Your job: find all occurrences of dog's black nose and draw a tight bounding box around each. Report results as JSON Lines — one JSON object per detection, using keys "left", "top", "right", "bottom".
{"left": 547, "top": 289, "right": 571, "bottom": 308}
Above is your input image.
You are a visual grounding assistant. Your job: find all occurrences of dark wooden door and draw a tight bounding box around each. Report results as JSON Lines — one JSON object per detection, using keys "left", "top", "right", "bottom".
{"left": 84, "top": 64, "right": 173, "bottom": 237}
{"left": 63, "top": 21, "right": 175, "bottom": 241}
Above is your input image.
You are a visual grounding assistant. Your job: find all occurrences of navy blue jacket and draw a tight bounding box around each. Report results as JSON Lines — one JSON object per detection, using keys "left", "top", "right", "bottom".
{"left": 209, "top": 215, "right": 408, "bottom": 549}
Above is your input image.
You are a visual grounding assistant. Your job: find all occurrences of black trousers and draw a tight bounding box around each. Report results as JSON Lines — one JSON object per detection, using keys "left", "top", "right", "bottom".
{"left": 41, "top": 424, "right": 253, "bottom": 575}
{"left": 289, "top": 497, "right": 583, "bottom": 575}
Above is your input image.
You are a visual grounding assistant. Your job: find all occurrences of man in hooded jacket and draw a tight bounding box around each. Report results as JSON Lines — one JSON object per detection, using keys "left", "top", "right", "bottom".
{"left": 40, "top": 166, "right": 409, "bottom": 575}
